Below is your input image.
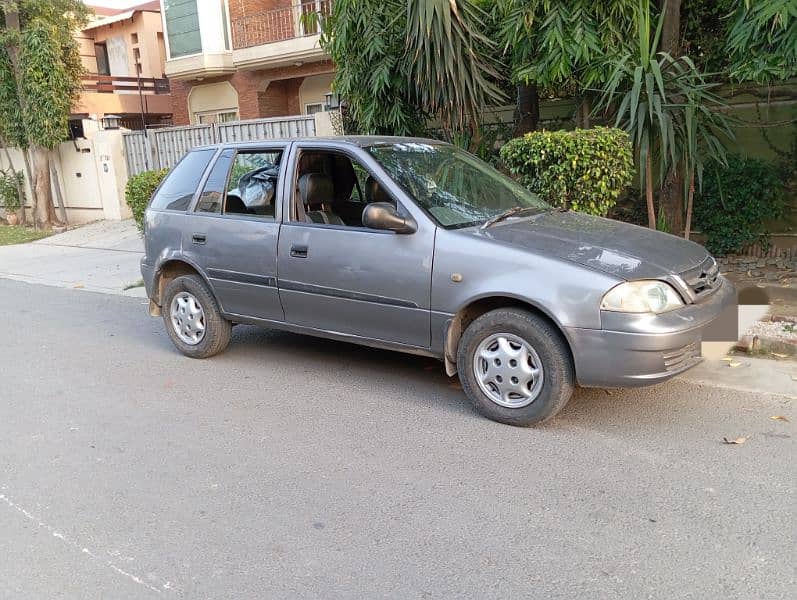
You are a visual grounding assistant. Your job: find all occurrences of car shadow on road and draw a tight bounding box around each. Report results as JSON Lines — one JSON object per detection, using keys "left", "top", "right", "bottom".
{"left": 224, "top": 324, "right": 476, "bottom": 419}
{"left": 220, "top": 324, "right": 703, "bottom": 428}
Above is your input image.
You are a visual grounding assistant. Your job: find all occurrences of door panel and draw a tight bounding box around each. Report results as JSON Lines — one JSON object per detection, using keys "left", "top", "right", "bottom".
{"left": 277, "top": 223, "right": 434, "bottom": 347}
{"left": 180, "top": 144, "right": 288, "bottom": 322}
{"left": 181, "top": 214, "right": 283, "bottom": 321}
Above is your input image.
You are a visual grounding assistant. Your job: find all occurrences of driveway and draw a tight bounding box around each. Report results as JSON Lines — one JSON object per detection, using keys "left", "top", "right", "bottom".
{"left": 0, "top": 279, "right": 794, "bottom": 599}
{"left": 0, "top": 220, "right": 145, "bottom": 296}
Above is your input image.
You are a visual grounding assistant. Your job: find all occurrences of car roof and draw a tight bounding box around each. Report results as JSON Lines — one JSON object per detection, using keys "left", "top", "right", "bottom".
{"left": 191, "top": 135, "right": 449, "bottom": 151}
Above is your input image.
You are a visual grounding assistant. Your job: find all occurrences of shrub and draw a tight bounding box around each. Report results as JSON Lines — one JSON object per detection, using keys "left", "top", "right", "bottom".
{"left": 694, "top": 156, "right": 784, "bottom": 256}
{"left": 125, "top": 168, "right": 168, "bottom": 232}
{"left": 499, "top": 127, "right": 634, "bottom": 217}
{"left": 0, "top": 170, "right": 24, "bottom": 212}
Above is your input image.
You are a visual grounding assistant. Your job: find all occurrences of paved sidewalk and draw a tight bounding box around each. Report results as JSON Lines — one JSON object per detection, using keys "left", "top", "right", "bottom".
{"left": 0, "top": 220, "right": 145, "bottom": 297}
{"left": 681, "top": 355, "right": 797, "bottom": 399}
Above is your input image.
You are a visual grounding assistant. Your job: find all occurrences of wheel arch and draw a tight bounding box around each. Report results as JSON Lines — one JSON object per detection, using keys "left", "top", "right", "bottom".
{"left": 443, "top": 294, "right": 575, "bottom": 377}
{"left": 149, "top": 258, "right": 212, "bottom": 316}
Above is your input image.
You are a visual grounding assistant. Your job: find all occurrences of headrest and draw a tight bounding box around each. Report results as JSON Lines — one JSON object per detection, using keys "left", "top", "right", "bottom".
{"left": 365, "top": 176, "right": 392, "bottom": 204}
{"left": 299, "top": 173, "right": 333, "bottom": 207}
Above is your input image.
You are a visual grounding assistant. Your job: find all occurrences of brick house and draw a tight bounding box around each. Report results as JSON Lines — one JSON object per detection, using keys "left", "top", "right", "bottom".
{"left": 75, "top": 1, "right": 172, "bottom": 129}
{"left": 160, "top": 0, "right": 335, "bottom": 125}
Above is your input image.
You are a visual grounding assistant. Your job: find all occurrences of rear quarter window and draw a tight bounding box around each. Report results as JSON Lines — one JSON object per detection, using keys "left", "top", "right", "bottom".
{"left": 150, "top": 149, "right": 216, "bottom": 211}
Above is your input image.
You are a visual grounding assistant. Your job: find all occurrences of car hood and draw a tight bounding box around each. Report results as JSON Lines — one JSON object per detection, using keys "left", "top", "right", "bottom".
{"left": 473, "top": 210, "right": 709, "bottom": 280}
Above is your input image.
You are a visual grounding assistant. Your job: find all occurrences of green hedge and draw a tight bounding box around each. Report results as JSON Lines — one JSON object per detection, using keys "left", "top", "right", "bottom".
{"left": 125, "top": 168, "right": 168, "bottom": 232}
{"left": 0, "top": 171, "right": 24, "bottom": 212}
{"left": 500, "top": 127, "right": 634, "bottom": 217}
{"left": 694, "top": 155, "right": 784, "bottom": 256}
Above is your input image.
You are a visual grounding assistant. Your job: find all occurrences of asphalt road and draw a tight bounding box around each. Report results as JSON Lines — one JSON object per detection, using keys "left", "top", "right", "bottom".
{"left": 0, "top": 279, "right": 794, "bottom": 599}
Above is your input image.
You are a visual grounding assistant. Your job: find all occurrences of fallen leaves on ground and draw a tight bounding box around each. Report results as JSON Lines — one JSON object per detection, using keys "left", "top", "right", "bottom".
{"left": 728, "top": 361, "right": 743, "bottom": 368}
{"left": 770, "top": 415, "right": 790, "bottom": 422}
{"left": 722, "top": 436, "right": 748, "bottom": 445}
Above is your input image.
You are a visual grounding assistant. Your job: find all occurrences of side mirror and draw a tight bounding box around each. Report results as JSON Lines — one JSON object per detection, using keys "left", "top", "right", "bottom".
{"left": 362, "top": 202, "right": 417, "bottom": 234}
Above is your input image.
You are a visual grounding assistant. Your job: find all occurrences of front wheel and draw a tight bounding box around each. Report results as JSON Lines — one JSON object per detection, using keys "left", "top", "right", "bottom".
{"left": 162, "top": 274, "right": 231, "bottom": 358}
{"left": 457, "top": 308, "right": 574, "bottom": 426}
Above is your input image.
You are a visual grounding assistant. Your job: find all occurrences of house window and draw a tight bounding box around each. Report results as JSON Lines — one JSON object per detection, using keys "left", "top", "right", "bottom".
{"left": 95, "top": 42, "right": 110, "bottom": 75}
{"left": 195, "top": 110, "right": 239, "bottom": 124}
{"left": 220, "top": 0, "right": 230, "bottom": 51}
{"left": 304, "top": 103, "right": 324, "bottom": 115}
{"left": 164, "top": 0, "right": 202, "bottom": 58}
{"left": 131, "top": 32, "right": 139, "bottom": 45}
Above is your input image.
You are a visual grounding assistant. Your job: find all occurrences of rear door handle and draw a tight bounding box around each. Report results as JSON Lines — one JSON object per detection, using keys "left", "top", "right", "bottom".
{"left": 290, "top": 244, "right": 308, "bottom": 258}
{"left": 192, "top": 233, "right": 206, "bottom": 245}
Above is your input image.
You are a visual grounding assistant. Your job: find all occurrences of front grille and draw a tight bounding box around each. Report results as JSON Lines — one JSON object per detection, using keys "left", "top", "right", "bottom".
{"left": 679, "top": 255, "right": 720, "bottom": 298}
{"left": 663, "top": 341, "right": 701, "bottom": 372}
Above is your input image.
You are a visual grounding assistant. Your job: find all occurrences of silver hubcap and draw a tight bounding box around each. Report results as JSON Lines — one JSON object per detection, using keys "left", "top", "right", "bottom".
{"left": 473, "top": 333, "right": 544, "bottom": 408}
{"left": 170, "top": 292, "right": 206, "bottom": 345}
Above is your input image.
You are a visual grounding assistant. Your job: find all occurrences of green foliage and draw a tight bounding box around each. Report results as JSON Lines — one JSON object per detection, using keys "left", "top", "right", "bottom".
{"left": 0, "top": 0, "right": 89, "bottom": 150}
{"left": 0, "top": 47, "right": 26, "bottom": 148}
{"left": 125, "top": 169, "right": 168, "bottom": 232}
{"left": 320, "top": 0, "right": 423, "bottom": 135}
{"left": 0, "top": 169, "right": 23, "bottom": 211}
{"left": 594, "top": 0, "right": 732, "bottom": 224}
{"left": 19, "top": 22, "right": 82, "bottom": 149}
{"left": 682, "top": 0, "right": 735, "bottom": 74}
{"left": 406, "top": 0, "right": 505, "bottom": 131}
{"left": 694, "top": 156, "right": 785, "bottom": 255}
{"left": 320, "top": 1, "right": 505, "bottom": 138}
{"left": 726, "top": 0, "right": 797, "bottom": 83}
{"left": 493, "top": 0, "right": 637, "bottom": 93}
{"left": 500, "top": 127, "right": 634, "bottom": 216}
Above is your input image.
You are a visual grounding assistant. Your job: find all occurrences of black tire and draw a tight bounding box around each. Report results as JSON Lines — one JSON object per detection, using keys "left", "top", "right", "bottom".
{"left": 162, "top": 274, "right": 231, "bottom": 359}
{"left": 457, "top": 308, "right": 575, "bottom": 426}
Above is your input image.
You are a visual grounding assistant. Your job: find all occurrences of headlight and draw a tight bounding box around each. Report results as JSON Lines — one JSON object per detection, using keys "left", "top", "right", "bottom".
{"left": 600, "top": 280, "right": 684, "bottom": 313}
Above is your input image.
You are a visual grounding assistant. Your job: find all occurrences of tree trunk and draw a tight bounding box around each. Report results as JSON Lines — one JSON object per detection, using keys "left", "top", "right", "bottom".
{"left": 659, "top": 0, "right": 682, "bottom": 54}
{"left": 467, "top": 105, "right": 482, "bottom": 153}
{"left": 513, "top": 83, "right": 539, "bottom": 136}
{"left": 50, "top": 158, "right": 68, "bottom": 226}
{"left": 645, "top": 152, "right": 656, "bottom": 229}
{"left": 660, "top": 167, "right": 684, "bottom": 235}
{"left": 684, "top": 171, "right": 695, "bottom": 240}
{"left": 31, "top": 145, "right": 53, "bottom": 229}
{"left": 21, "top": 148, "right": 35, "bottom": 225}
{"left": 579, "top": 96, "right": 591, "bottom": 129}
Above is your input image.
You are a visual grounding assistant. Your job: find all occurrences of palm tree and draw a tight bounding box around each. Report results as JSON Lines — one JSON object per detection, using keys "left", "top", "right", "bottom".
{"left": 405, "top": 0, "right": 506, "bottom": 145}
{"left": 594, "top": 0, "right": 732, "bottom": 233}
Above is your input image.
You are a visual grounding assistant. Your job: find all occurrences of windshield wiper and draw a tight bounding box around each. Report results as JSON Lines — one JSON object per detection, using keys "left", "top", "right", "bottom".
{"left": 480, "top": 206, "right": 538, "bottom": 230}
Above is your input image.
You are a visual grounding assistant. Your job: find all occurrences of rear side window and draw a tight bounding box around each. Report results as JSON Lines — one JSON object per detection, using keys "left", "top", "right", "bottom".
{"left": 196, "top": 149, "right": 235, "bottom": 214}
{"left": 150, "top": 149, "right": 215, "bottom": 211}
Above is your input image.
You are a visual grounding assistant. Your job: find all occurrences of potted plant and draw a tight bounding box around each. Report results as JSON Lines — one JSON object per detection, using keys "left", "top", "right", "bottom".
{"left": 0, "top": 171, "right": 23, "bottom": 226}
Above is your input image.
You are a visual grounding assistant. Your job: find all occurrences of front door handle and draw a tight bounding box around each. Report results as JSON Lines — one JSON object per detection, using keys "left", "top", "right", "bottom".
{"left": 290, "top": 244, "right": 308, "bottom": 258}
{"left": 192, "top": 233, "right": 206, "bottom": 245}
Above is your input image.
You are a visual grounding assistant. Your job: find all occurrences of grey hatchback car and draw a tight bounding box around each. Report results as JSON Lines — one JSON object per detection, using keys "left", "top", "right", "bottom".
{"left": 141, "top": 136, "right": 735, "bottom": 426}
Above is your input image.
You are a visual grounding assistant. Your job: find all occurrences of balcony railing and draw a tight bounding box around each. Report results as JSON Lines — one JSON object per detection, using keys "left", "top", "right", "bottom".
{"left": 232, "top": 0, "right": 333, "bottom": 50}
{"left": 82, "top": 74, "right": 170, "bottom": 95}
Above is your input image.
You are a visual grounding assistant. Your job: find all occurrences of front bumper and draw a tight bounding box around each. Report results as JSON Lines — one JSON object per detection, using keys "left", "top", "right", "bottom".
{"left": 566, "top": 276, "right": 737, "bottom": 388}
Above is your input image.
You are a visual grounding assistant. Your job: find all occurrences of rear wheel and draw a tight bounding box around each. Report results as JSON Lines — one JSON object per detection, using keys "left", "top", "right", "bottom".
{"left": 457, "top": 308, "right": 574, "bottom": 426}
{"left": 162, "top": 275, "right": 231, "bottom": 358}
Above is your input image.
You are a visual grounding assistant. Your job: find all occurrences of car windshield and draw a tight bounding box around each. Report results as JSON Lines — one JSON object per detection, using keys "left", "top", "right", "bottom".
{"left": 368, "top": 142, "right": 550, "bottom": 228}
